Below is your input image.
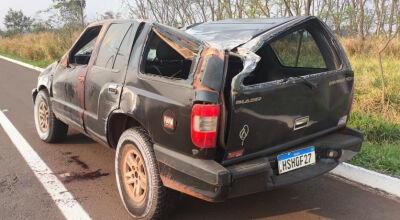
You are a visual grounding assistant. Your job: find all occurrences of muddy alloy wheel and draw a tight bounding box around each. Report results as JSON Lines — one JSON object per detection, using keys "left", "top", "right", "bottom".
{"left": 122, "top": 145, "right": 148, "bottom": 203}
{"left": 38, "top": 100, "right": 49, "bottom": 132}
{"left": 116, "top": 127, "right": 178, "bottom": 219}
{"left": 34, "top": 90, "right": 68, "bottom": 143}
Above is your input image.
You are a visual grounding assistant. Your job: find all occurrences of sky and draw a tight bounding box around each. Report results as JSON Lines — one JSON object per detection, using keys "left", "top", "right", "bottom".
{"left": 0, "top": 0, "right": 125, "bottom": 30}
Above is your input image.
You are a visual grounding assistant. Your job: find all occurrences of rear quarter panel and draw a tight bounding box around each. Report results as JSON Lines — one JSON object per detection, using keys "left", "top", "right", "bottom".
{"left": 121, "top": 24, "right": 214, "bottom": 158}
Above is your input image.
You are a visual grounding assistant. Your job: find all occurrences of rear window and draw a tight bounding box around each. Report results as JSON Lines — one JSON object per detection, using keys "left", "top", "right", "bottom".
{"left": 141, "top": 30, "right": 193, "bottom": 80}
{"left": 270, "top": 29, "right": 326, "bottom": 69}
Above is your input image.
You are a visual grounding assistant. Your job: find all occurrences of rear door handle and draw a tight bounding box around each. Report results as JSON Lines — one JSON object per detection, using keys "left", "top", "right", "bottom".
{"left": 108, "top": 84, "right": 119, "bottom": 94}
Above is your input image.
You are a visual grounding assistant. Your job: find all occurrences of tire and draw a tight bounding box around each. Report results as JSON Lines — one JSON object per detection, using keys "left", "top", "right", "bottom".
{"left": 115, "top": 127, "right": 177, "bottom": 219}
{"left": 34, "top": 90, "right": 68, "bottom": 143}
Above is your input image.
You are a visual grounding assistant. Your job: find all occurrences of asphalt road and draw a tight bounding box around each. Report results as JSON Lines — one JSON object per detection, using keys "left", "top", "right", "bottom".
{"left": 0, "top": 58, "right": 399, "bottom": 220}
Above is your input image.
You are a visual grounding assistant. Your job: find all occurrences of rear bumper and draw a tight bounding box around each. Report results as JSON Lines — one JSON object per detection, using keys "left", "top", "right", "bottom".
{"left": 154, "top": 127, "right": 363, "bottom": 202}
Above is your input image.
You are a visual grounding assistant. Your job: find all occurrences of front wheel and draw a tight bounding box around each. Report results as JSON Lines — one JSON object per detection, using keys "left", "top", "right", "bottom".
{"left": 34, "top": 90, "right": 68, "bottom": 143}
{"left": 115, "top": 127, "right": 177, "bottom": 219}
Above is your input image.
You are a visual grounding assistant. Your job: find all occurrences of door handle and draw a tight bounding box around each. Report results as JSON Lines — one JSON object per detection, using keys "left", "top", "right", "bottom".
{"left": 108, "top": 84, "right": 119, "bottom": 94}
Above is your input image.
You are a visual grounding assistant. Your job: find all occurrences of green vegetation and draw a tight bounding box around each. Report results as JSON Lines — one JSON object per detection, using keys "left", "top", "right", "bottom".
{"left": 347, "top": 111, "right": 400, "bottom": 177}
{"left": 0, "top": 51, "right": 50, "bottom": 68}
{"left": 350, "top": 142, "right": 400, "bottom": 178}
{"left": 348, "top": 112, "right": 400, "bottom": 143}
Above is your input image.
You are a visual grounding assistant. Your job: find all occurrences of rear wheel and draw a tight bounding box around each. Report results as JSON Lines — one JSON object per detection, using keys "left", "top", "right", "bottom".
{"left": 34, "top": 90, "right": 68, "bottom": 142}
{"left": 115, "top": 127, "right": 177, "bottom": 219}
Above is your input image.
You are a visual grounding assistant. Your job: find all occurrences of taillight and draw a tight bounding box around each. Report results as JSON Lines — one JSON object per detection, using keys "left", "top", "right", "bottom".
{"left": 191, "top": 104, "right": 219, "bottom": 148}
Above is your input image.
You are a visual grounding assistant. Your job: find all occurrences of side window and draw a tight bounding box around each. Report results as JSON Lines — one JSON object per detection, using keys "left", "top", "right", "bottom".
{"left": 69, "top": 26, "right": 101, "bottom": 65}
{"left": 141, "top": 29, "right": 193, "bottom": 80}
{"left": 270, "top": 29, "right": 326, "bottom": 69}
{"left": 95, "top": 23, "right": 131, "bottom": 69}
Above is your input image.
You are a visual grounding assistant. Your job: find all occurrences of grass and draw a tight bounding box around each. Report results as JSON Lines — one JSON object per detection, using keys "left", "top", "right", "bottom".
{"left": 0, "top": 51, "right": 50, "bottom": 68}
{"left": 349, "top": 141, "right": 400, "bottom": 178}
{"left": 0, "top": 31, "right": 78, "bottom": 65}
{"left": 347, "top": 111, "right": 400, "bottom": 177}
{"left": 348, "top": 111, "right": 400, "bottom": 143}
{"left": 350, "top": 56, "right": 400, "bottom": 124}
{"left": 345, "top": 52, "right": 400, "bottom": 178}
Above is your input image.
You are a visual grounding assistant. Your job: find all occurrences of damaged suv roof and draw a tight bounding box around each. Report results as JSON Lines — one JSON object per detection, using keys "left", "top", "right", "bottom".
{"left": 184, "top": 17, "right": 299, "bottom": 49}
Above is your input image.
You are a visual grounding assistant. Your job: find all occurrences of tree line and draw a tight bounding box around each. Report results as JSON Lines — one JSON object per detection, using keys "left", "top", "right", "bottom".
{"left": 2, "top": 0, "right": 399, "bottom": 39}
{"left": 124, "top": 0, "right": 400, "bottom": 38}
{"left": 0, "top": 0, "right": 119, "bottom": 37}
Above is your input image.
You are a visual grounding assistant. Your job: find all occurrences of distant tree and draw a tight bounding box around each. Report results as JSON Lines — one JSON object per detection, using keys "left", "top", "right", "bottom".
{"left": 3, "top": 8, "right": 33, "bottom": 36}
{"left": 49, "top": 0, "right": 86, "bottom": 30}
{"left": 31, "top": 19, "right": 54, "bottom": 33}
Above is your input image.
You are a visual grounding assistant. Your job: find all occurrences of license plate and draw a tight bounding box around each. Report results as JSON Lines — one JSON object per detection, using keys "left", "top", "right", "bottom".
{"left": 278, "top": 146, "right": 315, "bottom": 174}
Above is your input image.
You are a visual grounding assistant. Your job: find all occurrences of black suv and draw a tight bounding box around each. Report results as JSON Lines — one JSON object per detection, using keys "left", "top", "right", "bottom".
{"left": 32, "top": 17, "right": 363, "bottom": 219}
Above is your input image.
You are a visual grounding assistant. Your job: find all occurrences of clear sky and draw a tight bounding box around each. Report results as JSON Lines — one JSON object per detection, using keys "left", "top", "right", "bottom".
{"left": 0, "top": 0, "right": 125, "bottom": 30}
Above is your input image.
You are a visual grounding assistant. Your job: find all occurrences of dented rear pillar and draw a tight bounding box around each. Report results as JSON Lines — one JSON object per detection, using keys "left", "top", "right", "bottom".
{"left": 192, "top": 47, "right": 226, "bottom": 103}
{"left": 230, "top": 48, "right": 261, "bottom": 93}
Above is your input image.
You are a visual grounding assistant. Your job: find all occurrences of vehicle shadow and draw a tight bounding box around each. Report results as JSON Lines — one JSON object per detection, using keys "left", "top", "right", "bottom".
{"left": 61, "top": 129, "right": 96, "bottom": 145}
{"left": 170, "top": 175, "right": 393, "bottom": 220}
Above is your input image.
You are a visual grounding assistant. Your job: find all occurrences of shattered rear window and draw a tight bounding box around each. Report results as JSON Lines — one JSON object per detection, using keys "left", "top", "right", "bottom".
{"left": 141, "top": 29, "right": 193, "bottom": 80}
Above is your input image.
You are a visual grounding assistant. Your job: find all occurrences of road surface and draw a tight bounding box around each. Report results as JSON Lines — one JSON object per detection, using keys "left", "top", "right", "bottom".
{"left": 0, "top": 58, "right": 399, "bottom": 220}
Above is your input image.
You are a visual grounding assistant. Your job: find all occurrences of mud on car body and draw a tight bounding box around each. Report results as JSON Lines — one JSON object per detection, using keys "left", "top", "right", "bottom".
{"left": 32, "top": 17, "right": 363, "bottom": 219}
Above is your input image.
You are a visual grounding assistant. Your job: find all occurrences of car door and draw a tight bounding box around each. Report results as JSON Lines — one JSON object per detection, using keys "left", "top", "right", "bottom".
{"left": 52, "top": 25, "right": 103, "bottom": 131}
{"left": 84, "top": 22, "right": 138, "bottom": 143}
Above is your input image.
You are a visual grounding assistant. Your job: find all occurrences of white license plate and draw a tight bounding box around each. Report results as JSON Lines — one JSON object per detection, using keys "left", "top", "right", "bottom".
{"left": 278, "top": 146, "right": 315, "bottom": 174}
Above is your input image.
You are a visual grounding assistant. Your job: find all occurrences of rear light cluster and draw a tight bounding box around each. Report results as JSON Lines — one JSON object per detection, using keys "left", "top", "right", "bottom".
{"left": 191, "top": 104, "right": 220, "bottom": 149}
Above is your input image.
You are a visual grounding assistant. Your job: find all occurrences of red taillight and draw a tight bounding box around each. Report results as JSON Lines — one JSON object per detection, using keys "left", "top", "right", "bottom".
{"left": 191, "top": 104, "right": 219, "bottom": 149}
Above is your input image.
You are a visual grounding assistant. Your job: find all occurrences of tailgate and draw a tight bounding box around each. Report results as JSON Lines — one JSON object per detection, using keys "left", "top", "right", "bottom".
{"left": 222, "top": 17, "right": 353, "bottom": 162}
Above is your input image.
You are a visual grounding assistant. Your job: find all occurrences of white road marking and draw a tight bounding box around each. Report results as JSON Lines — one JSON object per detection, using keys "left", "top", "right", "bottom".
{"left": 0, "top": 55, "right": 44, "bottom": 72}
{"left": 0, "top": 110, "right": 91, "bottom": 220}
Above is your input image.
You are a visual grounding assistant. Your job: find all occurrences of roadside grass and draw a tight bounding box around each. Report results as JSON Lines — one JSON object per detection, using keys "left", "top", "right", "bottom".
{"left": 346, "top": 54, "right": 400, "bottom": 178}
{"left": 350, "top": 56, "right": 400, "bottom": 124}
{"left": 348, "top": 111, "right": 400, "bottom": 143}
{"left": 348, "top": 111, "right": 400, "bottom": 177}
{"left": 349, "top": 141, "right": 400, "bottom": 178}
{"left": 0, "top": 51, "right": 50, "bottom": 68}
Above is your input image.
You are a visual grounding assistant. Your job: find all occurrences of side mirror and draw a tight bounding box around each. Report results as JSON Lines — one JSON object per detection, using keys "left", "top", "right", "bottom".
{"left": 59, "top": 54, "right": 70, "bottom": 68}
